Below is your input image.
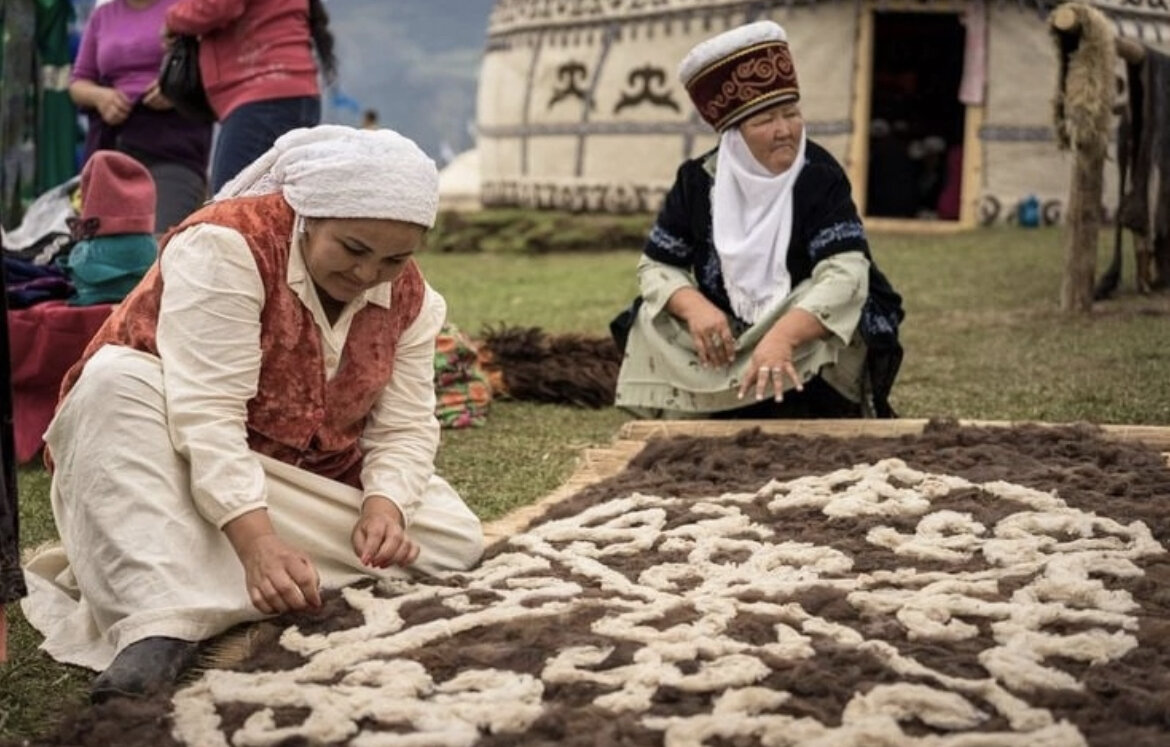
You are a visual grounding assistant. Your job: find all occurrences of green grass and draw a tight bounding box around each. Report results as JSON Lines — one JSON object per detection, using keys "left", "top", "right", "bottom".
{"left": 875, "top": 227, "right": 1170, "bottom": 424}
{"left": 4, "top": 220, "right": 1169, "bottom": 741}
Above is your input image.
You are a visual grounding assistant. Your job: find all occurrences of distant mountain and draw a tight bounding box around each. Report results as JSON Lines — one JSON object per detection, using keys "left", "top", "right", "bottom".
{"left": 322, "top": 0, "right": 495, "bottom": 162}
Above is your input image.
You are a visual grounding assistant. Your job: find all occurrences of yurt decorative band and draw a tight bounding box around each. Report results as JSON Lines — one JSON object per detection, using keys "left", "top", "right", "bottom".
{"left": 684, "top": 40, "right": 799, "bottom": 131}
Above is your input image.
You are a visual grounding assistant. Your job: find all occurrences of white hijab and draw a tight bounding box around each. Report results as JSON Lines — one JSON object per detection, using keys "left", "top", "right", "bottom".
{"left": 711, "top": 126, "right": 807, "bottom": 323}
{"left": 215, "top": 125, "right": 439, "bottom": 227}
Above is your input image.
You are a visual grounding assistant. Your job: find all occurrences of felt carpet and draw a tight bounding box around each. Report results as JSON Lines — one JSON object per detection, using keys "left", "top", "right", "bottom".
{"left": 22, "top": 420, "right": 1170, "bottom": 746}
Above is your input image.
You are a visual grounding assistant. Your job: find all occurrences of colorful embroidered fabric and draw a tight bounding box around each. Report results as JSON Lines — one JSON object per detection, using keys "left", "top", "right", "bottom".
{"left": 433, "top": 323, "right": 491, "bottom": 429}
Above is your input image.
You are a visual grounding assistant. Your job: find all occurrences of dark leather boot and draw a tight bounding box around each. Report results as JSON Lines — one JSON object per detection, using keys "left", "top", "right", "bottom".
{"left": 90, "top": 636, "right": 199, "bottom": 704}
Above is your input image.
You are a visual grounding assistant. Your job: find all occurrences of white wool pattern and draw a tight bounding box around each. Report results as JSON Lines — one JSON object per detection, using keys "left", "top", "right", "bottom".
{"left": 169, "top": 458, "right": 1162, "bottom": 746}
{"left": 214, "top": 124, "right": 440, "bottom": 228}
{"left": 711, "top": 127, "right": 806, "bottom": 324}
{"left": 678, "top": 19, "right": 787, "bottom": 85}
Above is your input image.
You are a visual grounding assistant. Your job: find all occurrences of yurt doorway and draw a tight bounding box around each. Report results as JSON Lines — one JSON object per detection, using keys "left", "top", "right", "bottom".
{"left": 864, "top": 11, "right": 966, "bottom": 222}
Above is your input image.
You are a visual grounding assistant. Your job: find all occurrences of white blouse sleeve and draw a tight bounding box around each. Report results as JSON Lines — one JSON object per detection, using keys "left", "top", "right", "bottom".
{"left": 358, "top": 282, "right": 446, "bottom": 527}
{"left": 157, "top": 223, "right": 268, "bottom": 529}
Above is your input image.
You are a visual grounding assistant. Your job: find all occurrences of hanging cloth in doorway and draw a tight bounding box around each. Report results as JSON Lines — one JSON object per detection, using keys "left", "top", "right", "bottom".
{"left": 959, "top": 0, "right": 987, "bottom": 105}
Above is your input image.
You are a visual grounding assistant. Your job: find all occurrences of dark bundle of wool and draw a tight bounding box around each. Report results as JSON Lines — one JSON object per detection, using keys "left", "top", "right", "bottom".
{"left": 477, "top": 325, "right": 621, "bottom": 408}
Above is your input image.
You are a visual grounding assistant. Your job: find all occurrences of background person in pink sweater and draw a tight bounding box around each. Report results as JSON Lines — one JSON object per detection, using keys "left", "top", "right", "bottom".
{"left": 164, "top": 0, "right": 337, "bottom": 193}
{"left": 70, "top": 0, "right": 213, "bottom": 234}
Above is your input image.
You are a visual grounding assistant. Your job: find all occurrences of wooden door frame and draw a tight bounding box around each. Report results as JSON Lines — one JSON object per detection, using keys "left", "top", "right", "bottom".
{"left": 848, "top": 0, "right": 983, "bottom": 232}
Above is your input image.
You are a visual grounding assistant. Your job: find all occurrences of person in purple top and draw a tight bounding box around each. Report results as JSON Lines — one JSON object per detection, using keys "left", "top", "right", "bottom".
{"left": 70, "top": 0, "right": 213, "bottom": 234}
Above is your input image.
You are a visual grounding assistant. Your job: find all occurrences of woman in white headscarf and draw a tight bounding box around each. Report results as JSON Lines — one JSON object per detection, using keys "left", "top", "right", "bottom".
{"left": 22, "top": 125, "right": 485, "bottom": 701}
{"left": 612, "top": 21, "right": 904, "bottom": 419}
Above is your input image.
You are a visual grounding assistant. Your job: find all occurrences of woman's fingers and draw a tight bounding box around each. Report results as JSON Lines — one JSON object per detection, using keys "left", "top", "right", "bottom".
{"left": 738, "top": 361, "right": 801, "bottom": 401}
{"left": 692, "top": 330, "right": 713, "bottom": 367}
{"left": 251, "top": 558, "right": 320, "bottom": 614}
{"left": 736, "top": 365, "right": 756, "bottom": 399}
{"left": 708, "top": 331, "right": 732, "bottom": 367}
{"left": 756, "top": 366, "right": 772, "bottom": 401}
{"left": 354, "top": 523, "right": 379, "bottom": 566}
{"left": 360, "top": 521, "right": 392, "bottom": 567}
{"left": 268, "top": 573, "right": 307, "bottom": 613}
{"left": 249, "top": 586, "right": 274, "bottom": 615}
{"left": 720, "top": 333, "right": 736, "bottom": 365}
{"left": 385, "top": 536, "right": 417, "bottom": 568}
{"left": 770, "top": 366, "right": 786, "bottom": 401}
{"left": 768, "top": 362, "right": 802, "bottom": 401}
{"left": 783, "top": 362, "right": 803, "bottom": 394}
{"left": 354, "top": 513, "right": 417, "bottom": 569}
{"left": 374, "top": 530, "right": 418, "bottom": 568}
{"left": 695, "top": 326, "right": 735, "bottom": 368}
{"left": 289, "top": 558, "right": 322, "bottom": 609}
{"left": 256, "top": 578, "right": 291, "bottom": 614}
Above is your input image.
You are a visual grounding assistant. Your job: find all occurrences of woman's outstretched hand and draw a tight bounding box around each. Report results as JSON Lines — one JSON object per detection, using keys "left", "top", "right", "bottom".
{"left": 668, "top": 287, "right": 736, "bottom": 368}
{"left": 737, "top": 308, "right": 828, "bottom": 401}
{"left": 224, "top": 509, "right": 321, "bottom": 614}
{"left": 737, "top": 331, "right": 802, "bottom": 402}
{"left": 352, "top": 496, "right": 418, "bottom": 569}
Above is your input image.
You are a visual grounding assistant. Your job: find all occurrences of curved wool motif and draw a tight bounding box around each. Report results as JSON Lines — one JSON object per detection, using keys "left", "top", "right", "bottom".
{"left": 168, "top": 448, "right": 1167, "bottom": 747}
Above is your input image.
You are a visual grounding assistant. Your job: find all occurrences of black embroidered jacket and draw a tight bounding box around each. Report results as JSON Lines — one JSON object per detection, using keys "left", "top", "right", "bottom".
{"left": 630, "top": 139, "right": 905, "bottom": 416}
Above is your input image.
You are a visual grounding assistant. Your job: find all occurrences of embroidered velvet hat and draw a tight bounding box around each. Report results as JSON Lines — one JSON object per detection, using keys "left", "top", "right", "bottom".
{"left": 76, "top": 151, "right": 157, "bottom": 238}
{"left": 678, "top": 20, "right": 800, "bottom": 132}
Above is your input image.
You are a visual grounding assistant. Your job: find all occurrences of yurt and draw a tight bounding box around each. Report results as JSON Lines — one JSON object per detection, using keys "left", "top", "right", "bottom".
{"left": 476, "top": 0, "right": 1170, "bottom": 228}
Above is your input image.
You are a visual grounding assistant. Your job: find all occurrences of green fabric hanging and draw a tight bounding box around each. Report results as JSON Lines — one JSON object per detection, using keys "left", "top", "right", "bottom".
{"left": 34, "top": 0, "right": 76, "bottom": 195}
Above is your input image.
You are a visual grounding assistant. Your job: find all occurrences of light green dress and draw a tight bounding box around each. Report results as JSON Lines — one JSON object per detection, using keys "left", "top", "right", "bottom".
{"left": 614, "top": 251, "right": 870, "bottom": 416}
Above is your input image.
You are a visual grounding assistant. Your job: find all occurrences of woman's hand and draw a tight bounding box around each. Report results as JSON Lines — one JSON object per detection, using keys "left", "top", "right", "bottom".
{"left": 738, "top": 330, "right": 803, "bottom": 402}
{"left": 96, "top": 87, "right": 132, "bottom": 125}
{"left": 667, "top": 287, "right": 736, "bottom": 368}
{"left": 141, "top": 81, "right": 174, "bottom": 111}
{"left": 237, "top": 534, "right": 323, "bottom": 614}
{"left": 737, "top": 308, "right": 828, "bottom": 401}
{"left": 352, "top": 496, "right": 418, "bottom": 569}
{"left": 223, "top": 508, "right": 321, "bottom": 614}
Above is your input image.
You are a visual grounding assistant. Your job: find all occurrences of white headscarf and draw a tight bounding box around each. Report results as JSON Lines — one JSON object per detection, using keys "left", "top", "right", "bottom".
{"left": 215, "top": 125, "right": 440, "bottom": 228}
{"left": 711, "top": 126, "right": 807, "bottom": 324}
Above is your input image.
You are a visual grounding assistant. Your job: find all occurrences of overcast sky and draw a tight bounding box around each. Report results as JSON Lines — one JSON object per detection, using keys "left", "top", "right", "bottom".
{"left": 322, "top": 0, "right": 495, "bottom": 161}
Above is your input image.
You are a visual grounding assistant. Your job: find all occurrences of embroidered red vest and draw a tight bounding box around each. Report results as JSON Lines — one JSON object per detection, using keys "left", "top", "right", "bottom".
{"left": 59, "top": 194, "right": 426, "bottom": 485}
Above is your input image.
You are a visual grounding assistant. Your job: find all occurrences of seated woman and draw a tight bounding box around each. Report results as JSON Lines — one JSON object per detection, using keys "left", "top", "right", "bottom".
{"left": 613, "top": 21, "right": 904, "bottom": 419}
{"left": 22, "top": 125, "right": 485, "bottom": 701}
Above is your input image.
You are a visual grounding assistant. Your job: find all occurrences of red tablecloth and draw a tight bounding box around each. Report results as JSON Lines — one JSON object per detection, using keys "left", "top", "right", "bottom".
{"left": 8, "top": 301, "right": 113, "bottom": 463}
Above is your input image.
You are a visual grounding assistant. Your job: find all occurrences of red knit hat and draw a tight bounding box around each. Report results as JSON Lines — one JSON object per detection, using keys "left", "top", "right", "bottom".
{"left": 77, "top": 151, "right": 157, "bottom": 237}
{"left": 679, "top": 21, "right": 800, "bottom": 132}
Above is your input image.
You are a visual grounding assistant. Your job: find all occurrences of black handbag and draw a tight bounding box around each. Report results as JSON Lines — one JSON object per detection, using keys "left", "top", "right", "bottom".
{"left": 158, "top": 35, "right": 216, "bottom": 123}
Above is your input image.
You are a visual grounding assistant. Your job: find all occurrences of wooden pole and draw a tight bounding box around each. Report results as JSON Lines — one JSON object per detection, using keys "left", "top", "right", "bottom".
{"left": 1061, "top": 138, "right": 1106, "bottom": 312}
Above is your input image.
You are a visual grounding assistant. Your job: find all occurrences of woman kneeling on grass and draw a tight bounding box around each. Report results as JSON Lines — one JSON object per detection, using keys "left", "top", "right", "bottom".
{"left": 612, "top": 21, "right": 905, "bottom": 419}
{"left": 22, "top": 125, "right": 485, "bottom": 702}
